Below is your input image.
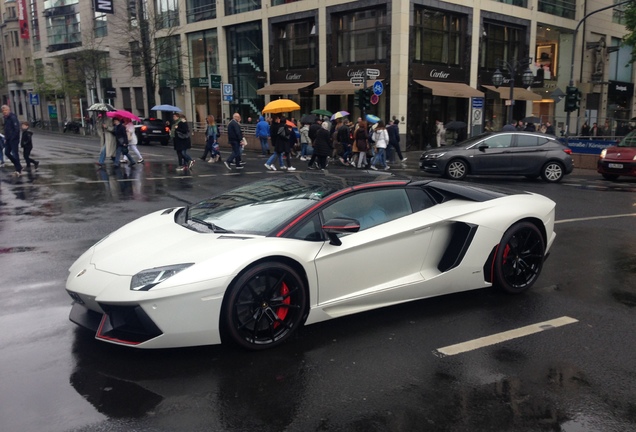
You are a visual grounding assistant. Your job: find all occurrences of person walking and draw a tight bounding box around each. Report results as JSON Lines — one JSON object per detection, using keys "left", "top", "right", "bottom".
{"left": 125, "top": 118, "right": 144, "bottom": 163}
{"left": 173, "top": 113, "right": 193, "bottom": 171}
{"left": 306, "top": 117, "right": 323, "bottom": 169}
{"left": 201, "top": 115, "right": 220, "bottom": 162}
{"left": 435, "top": 120, "right": 446, "bottom": 147}
{"left": 20, "top": 121, "right": 39, "bottom": 171}
{"left": 112, "top": 117, "right": 135, "bottom": 168}
{"left": 312, "top": 121, "right": 332, "bottom": 169}
{"left": 544, "top": 121, "right": 555, "bottom": 135}
{"left": 580, "top": 122, "right": 590, "bottom": 137}
{"left": 225, "top": 112, "right": 244, "bottom": 170}
{"left": 370, "top": 121, "right": 390, "bottom": 170}
{"left": 353, "top": 119, "right": 369, "bottom": 168}
{"left": 264, "top": 116, "right": 285, "bottom": 170}
{"left": 299, "top": 121, "right": 312, "bottom": 161}
{"left": 2, "top": 104, "right": 22, "bottom": 175}
{"left": 255, "top": 115, "right": 270, "bottom": 156}
{"left": 96, "top": 115, "right": 116, "bottom": 167}
{"left": 387, "top": 119, "right": 406, "bottom": 163}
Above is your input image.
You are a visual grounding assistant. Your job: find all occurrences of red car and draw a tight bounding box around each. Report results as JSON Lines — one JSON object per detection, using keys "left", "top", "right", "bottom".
{"left": 597, "top": 131, "right": 636, "bottom": 180}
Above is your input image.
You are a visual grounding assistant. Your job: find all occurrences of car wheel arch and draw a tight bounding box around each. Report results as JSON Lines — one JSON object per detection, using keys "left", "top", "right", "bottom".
{"left": 219, "top": 256, "right": 311, "bottom": 346}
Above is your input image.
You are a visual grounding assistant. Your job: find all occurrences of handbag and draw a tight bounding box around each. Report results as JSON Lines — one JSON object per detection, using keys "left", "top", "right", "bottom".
{"left": 177, "top": 131, "right": 189, "bottom": 139}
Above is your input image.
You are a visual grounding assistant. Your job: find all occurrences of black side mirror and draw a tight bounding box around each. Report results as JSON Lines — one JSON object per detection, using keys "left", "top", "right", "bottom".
{"left": 322, "top": 218, "right": 360, "bottom": 246}
{"left": 478, "top": 143, "right": 489, "bottom": 152}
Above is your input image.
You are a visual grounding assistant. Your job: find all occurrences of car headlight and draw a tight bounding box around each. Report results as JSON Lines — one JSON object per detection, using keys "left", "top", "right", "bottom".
{"left": 599, "top": 149, "right": 606, "bottom": 159}
{"left": 130, "top": 263, "right": 194, "bottom": 291}
{"left": 425, "top": 153, "right": 446, "bottom": 159}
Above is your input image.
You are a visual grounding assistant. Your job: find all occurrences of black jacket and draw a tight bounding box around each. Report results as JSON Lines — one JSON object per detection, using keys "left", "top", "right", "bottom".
{"left": 20, "top": 129, "right": 33, "bottom": 148}
{"left": 227, "top": 119, "right": 243, "bottom": 144}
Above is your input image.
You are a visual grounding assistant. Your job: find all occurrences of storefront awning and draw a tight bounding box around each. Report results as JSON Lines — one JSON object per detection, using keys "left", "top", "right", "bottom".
{"left": 414, "top": 80, "right": 484, "bottom": 98}
{"left": 313, "top": 81, "right": 375, "bottom": 95}
{"left": 483, "top": 85, "right": 542, "bottom": 101}
{"left": 256, "top": 82, "right": 314, "bottom": 95}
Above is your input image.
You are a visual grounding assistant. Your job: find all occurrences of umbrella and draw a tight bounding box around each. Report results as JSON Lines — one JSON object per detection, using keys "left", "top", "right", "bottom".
{"left": 300, "top": 114, "right": 317, "bottom": 124}
{"left": 445, "top": 120, "right": 467, "bottom": 130}
{"left": 87, "top": 102, "right": 115, "bottom": 112}
{"left": 285, "top": 120, "right": 296, "bottom": 128}
{"left": 330, "top": 110, "right": 349, "bottom": 120}
{"left": 262, "top": 99, "right": 301, "bottom": 114}
{"left": 151, "top": 104, "right": 182, "bottom": 112}
{"left": 365, "top": 114, "right": 380, "bottom": 124}
{"left": 311, "top": 109, "right": 332, "bottom": 117}
{"left": 522, "top": 116, "right": 541, "bottom": 123}
{"left": 107, "top": 110, "right": 141, "bottom": 122}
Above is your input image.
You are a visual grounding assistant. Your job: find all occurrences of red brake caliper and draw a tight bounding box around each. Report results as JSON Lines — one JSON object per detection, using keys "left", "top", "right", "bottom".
{"left": 273, "top": 282, "right": 290, "bottom": 329}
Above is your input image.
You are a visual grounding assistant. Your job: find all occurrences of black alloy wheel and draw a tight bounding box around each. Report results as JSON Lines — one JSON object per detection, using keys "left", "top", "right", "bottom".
{"left": 222, "top": 261, "right": 307, "bottom": 350}
{"left": 494, "top": 222, "right": 545, "bottom": 294}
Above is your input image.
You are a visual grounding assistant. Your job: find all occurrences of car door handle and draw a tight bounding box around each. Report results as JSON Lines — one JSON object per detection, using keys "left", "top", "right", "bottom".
{"left": 414, "top": 226, "right": 431, "bottom": 234}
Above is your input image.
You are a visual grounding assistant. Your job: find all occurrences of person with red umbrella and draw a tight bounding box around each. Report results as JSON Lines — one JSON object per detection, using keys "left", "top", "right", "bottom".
{"left": 112, "top": 117, "right": 135, "bottom": 167}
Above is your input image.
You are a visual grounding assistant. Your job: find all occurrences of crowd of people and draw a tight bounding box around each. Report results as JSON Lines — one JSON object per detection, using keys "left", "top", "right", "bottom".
{"left": 1, "top": 104, "right": 39, "bottom": 176}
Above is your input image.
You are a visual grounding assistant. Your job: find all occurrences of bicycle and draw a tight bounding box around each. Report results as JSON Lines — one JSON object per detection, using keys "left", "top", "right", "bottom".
{"left": 31, "top": 119, "right": 43, "bottom": 129}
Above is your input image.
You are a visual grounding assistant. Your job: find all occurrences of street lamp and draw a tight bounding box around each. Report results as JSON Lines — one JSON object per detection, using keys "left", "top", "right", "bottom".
{"left": 492, "top": 58, "right": 535, "bottom": 124}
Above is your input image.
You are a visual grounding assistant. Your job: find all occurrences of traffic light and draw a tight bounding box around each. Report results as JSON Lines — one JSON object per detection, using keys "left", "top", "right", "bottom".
{"left": 565, "top": 86, "right": 581, "bottom": 112}
{"left": 363, "top": 87, "right": 372, "bottom": 111}
{"left": 354, "top": 89, "right": 363, "bottom": 109}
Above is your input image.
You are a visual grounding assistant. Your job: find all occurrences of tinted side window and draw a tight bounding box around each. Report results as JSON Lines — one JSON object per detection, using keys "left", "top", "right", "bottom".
{"left": 516, "top": 135, "right": 540, "bottom": 147}
{"left": 484, "top": 135, "right": 512, "bottom": 148}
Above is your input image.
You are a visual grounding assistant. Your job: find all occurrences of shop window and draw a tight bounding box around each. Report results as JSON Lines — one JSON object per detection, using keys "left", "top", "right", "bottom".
{"left": 535, "top": 45, "right": 556, "bottom": 80}
{"left": 480, "top": 22, "right": 524, "bottom": 71}
{"left": 273, "top": 21, "right": 316, "bottom": 70}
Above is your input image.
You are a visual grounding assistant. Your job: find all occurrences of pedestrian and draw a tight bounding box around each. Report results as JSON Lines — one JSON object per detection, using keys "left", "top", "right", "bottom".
{"left": 2, "top": 104, "right": 23, "bottom": 175}
{"left": 125, "top": 118, "right": 144, "bottom": 163}
{"left": 299, "top": 121, "right": 312, "bottom": 161}
{"left": 201, "top": 115, "right": 221, "bottom": 162}
{"left": 502, "top": 121, "right": 516, "bottom": 132}
{"left": 277, "top": 117, "right": 296, "bottom": 171}
{"left": 580, "top": 122, "right": 590, "bottom": 137}
{"left": 515, "top": 120, "right": 524, "bottom": 131}
{"left": 312, "top": 121, "right": 332, "bottom": 169}
{"left": 484, "top": 120, "right": 494, "bottom": 132}
{"left": 590, "top": 122, "right": 600, "bottom": 137}
{"left": 0, "top": 133, "right": 5, "bottom": 168}
{"left": 353, "top": 118, "right": 369, "bottom": 168}
{"left": 544, "top": 121, "right": 555, "bottom": 135}
{"left": 20, "top": 121, "right": 39, "bottom": 171}
{"left": 173, "top": 113, "right": 193, "bottom": 171}
{"left": 255, "top": 115, "right": 270, "bottom": 156}
{"left": 96, "top": 114, "right": 116, "bottom": 167}
{"left": 306, "top": 117, "right": 323, "bottom": 169}
{"left": 524, "top": 122, "right": 536, "bottom": 132}
{"left": 264, "top": 116, "right": 285, "bottom": 170}
{"left": 224, "top": 112, "right": 244, "bottom": 170}
{"left": 112, "top": 117, "right": 135, "bottom": 168}
{"left": 387, "top": 119, "right": 406, "bottom": 163}
{"left": 435, "top": 120, "right": 446, "bottom": 147}
{"left": 370, "top": 121, "right": 390, "bottom": 170}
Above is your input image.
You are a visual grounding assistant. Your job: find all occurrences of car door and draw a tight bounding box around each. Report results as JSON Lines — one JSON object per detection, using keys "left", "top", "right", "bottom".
{"left": 507, "top": 134, "right": 549, "bottom": 174}
{"left": 312, "top": 188, "right": 440, "bottom": 309}
{"left": 471, "top": 134, "right": 514, "bottom": 174}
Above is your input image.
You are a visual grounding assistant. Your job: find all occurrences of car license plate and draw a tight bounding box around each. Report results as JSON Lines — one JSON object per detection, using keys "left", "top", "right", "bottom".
{"left": 152, "top": 130, "right": 162, "bottom": 133}
{"left": 608, "top": 163, "right": 623, "bottom": 169}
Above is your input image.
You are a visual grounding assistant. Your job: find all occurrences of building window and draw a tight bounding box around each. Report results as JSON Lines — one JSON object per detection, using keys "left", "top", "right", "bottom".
{"left": 34, "top": 59, "right": 45, "bottom": 84}
{"left": 609, "top": 37, "right": 633, "bottom": 82}
{"left": 334, "top": 8, "right": 388, "bottom": 66}
{"left": 46, "top": 11, "right": 82, "bottom": 51}
{"left": 613, "top": 0, "right": 627, "bottom": 25}
{"left": 156, "top": 0, "right": 179, "bottom": 29}
{"left": 186, "top": 0, "right": 217, "bottom": 23}
{"left": 537, "top": 0, "right": 575, "bottom": 20}
{"left": 412, "top": 8, "right": 465, "bottom": 66}
{"left": 492, "top": 0, "right": 527, "bottom": 6}
{"left": 226, "top": 21, "right": 264, "bottom": 119}
{"left": 29, "top": 0, "right": 41, "bottom": 52}
{"left": 225, "top": 0, "right": 261, "bottom": 16}
{"left": 94, "top": 12, "right": 108, "bottom": 38}
{"left": 188, "top": 30, "right": 219, "bottom": 78}
{"left": 272, "top": 0, "right": 300, "bottom": 5}
{"left": 157, "top": 35, "right": 182, "bottom": 81}
{"left": 273, "top": 21, "right": 316, "bottom": 70}
{"left": 130, "top": 41, "right": 142, "bottom": 77}
{"left": 480, "top": 22, "right": 525, "bottom": 70}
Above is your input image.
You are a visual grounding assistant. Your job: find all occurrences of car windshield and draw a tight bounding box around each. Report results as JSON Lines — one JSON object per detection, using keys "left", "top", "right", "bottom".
{"left": 618, "top": 130, "right": 636, "bottom": 148}
{"left": 184, "top": 178, "right": 339, "bottom": 235}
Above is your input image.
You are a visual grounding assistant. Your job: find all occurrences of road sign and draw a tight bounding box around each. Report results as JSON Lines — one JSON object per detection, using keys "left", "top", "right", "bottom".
{"left": 209, "top": 74, "right": 221, "bottom": 89}
{"left": 223, "top": 83, "right": 233, "bottom": 101}
{"left": 373, "top": 80, "right": 383, "bottom": 96}
{"left": 366, "top": 68, "right": 380, "bottom": 77}
{"left": 29, "top": 93, "right": 40, "bottom": 105}
{"left": 472, "top": 97, "right": 484, "bottom": 109}
{"left": 370, "top": 94, "right": 379, "bottom": 105}
{"left": 350, "top": 77, "right": 364, "bottom": 86}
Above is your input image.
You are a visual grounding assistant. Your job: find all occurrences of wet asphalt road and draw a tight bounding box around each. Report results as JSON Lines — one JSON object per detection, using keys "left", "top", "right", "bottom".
{"left": 1, "top": 132, "right": 635, "bottom": 432}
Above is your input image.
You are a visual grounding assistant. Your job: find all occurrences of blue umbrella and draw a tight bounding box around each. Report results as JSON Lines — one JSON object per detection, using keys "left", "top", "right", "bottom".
{"left": 330, "top": 110, "right": 349, "bottom": 120}
{"left": 365, "top": 114, "right": 380, "bottom": 124}
{"left": 151, "top": 104, "right": 182, "bottom": 112}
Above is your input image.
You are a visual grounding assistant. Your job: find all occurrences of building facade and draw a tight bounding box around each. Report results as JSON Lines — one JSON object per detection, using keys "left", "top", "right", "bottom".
{"left": 2, "top": 0, "right": 633, "bottom": 146}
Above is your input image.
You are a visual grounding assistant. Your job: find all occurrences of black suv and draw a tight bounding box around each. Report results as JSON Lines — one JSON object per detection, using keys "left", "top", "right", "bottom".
{"left": 135, "top": 118, "right": 170, "bottom": 146}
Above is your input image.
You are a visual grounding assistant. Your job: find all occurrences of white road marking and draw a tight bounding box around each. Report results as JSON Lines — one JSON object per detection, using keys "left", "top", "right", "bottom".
{"left": 556, "top": 213, "right": 636, "bottom": 224}
{"left": 434, "top": 316, "right": 578, "bottom": 357}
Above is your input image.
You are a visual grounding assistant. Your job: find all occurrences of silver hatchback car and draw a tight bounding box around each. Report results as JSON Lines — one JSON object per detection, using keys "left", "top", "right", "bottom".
{"left": 420, "top": 131, "right": 574, "bottom": 182}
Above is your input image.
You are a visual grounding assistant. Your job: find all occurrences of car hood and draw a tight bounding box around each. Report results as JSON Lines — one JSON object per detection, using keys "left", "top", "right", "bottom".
{"left": 90, "top": 209, "right": 261, "bottom": 275}
{"left": 604, "top": 146, "right": 636, "bottom": 161}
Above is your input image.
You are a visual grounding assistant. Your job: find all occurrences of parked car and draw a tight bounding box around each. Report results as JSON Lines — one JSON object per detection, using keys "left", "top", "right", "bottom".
{"left": 597, "top": 130, "right": 636, "bottom": 180}
{"left": 65, "top": 174, "right": 557, "bottom": 350}
{"left": 420, "top": 131, "right": 574, "bottom": 182}
{"left": 135, "top": 117, "right": 170, "bottom": 145}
